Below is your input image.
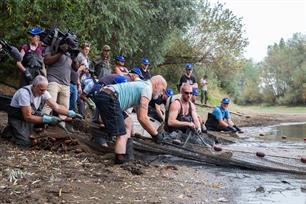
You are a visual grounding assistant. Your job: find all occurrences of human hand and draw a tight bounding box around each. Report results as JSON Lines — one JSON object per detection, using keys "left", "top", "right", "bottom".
{"left": 24, "top": 68, "right": 33, "bottom": 83}
{"left": 87, "top": 98, "right": 96, "bottom": 109}
{"left": 152, "top": 132, "right": 164, "bottom": 144}
{"left": 188, "top": 122, "right": 196, "bottom": 129}
{"left": 42, "top": 115, "right": 61, "bottom": 125}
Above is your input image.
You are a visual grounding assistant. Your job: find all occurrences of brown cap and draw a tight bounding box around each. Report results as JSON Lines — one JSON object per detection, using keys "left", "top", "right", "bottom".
{"left": 102, "top": 45, "right": 111, "bottom": 51}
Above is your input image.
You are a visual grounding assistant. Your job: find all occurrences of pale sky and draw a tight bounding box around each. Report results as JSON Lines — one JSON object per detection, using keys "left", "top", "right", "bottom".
{"left": 209, "top": 0, "right": 306, "bottom": 62}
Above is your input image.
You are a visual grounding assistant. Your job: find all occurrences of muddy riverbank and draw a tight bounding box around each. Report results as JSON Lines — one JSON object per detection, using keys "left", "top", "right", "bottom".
{"left": 0, "top": 110, "right": 305, "bottom": 203}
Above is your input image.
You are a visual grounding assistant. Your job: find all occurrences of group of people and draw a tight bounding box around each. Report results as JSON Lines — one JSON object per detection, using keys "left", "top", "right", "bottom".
{"left": 2, "top": 27, "right": 243, "bottom": 164}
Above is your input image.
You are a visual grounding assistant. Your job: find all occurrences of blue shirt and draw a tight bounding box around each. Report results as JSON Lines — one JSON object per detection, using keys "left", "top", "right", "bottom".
{"left": 212, "top": 105, "right": 230, "bottom": 120}
{"left": 111, "top": 80, "right": 152, "bottom": 110}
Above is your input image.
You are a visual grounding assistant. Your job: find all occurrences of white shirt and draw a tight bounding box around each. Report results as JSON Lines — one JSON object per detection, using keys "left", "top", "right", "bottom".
{"left": 10, "top": 85, "right": 51, "bottom": 109}
{"left": 200, "top": 79, "right": 208, "bottom": 91}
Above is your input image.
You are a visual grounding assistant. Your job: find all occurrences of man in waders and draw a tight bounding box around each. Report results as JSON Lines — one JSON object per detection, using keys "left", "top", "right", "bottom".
{"left": 3, "top": 76, "right": 80, "bottom": 147}
{"left": 205, "top": 97, "right": 243, "bottom": 133}
{"left": 165, "top": 83, "right": 201, "bottom": 134}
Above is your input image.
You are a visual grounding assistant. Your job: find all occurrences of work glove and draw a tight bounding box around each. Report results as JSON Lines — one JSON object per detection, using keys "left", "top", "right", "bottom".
{"left": 225, "top": 125, "right": 237, "bottom": 132}
{"left": 196, "top": 128, "right": 202, "bottom": 135}
{"left": 233, "top": 125, "right": 244, "bottom": 133}
{"left": 67, "top": 110, "right": 83, "bottom": 119}
{"left": 87, "top": 98, "right": 96, "bottom": 109}
{"left": 24, "top": 68, "right": 33, "bottom": 83}
{"left": 152, "top": 132, "right": 164, "bottom": 144}
{"left": 201, "top": 123, "right": 207, "bottom": 133}
{"left": 42, "top": 115, "right": 61, "bottom": 125}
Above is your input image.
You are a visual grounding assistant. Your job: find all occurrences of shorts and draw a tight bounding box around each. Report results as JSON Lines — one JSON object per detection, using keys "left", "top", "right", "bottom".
{"left": 93, "top": 91, "right": 127, "bottom": 137}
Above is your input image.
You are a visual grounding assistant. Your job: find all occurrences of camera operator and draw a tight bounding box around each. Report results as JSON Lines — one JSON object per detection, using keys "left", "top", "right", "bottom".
{"left": 42, "top": 33, "right": 78, "bottom": 129}
{"left": 17, "top": 27, "right": 46, "bottom": 87}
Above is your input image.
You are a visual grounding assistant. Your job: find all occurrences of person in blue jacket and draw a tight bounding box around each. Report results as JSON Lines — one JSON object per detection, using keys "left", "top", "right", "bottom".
{"left": 205, "top": 98, "right": 243, "bottom": 133}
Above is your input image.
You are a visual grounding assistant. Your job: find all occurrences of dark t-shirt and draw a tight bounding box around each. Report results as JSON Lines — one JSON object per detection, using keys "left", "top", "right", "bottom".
{"left": 99, "top": 74, "right": 131, "bottom": 86}
{"left": 44, "top": 46, "right": 72, "bottom": 86}
{"left": 70, "top": 69, "right": 79, "bottom": 84}
{"left": 179, "top": 74, "right": 196, "bottom": 86}
{"left": 141, "top": 69, "right": 152, "bottom": 80}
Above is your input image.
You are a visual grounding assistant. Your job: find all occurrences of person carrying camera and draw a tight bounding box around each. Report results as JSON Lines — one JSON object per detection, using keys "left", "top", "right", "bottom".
{"left": 17, "top": 27, "right": 46, "bottom": 87}
{"left": 42, "top": 35, "right": 77, "bottom": 127}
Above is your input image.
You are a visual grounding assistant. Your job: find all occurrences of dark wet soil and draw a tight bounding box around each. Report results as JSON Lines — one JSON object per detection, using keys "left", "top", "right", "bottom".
{"left": 0, "top": 99, "right": 305, "bottom": 203}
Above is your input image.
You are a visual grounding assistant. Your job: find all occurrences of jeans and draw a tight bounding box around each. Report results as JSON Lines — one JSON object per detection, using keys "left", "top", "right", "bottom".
{"left": 69, "top": 84, "right": 78, "bottom": 110}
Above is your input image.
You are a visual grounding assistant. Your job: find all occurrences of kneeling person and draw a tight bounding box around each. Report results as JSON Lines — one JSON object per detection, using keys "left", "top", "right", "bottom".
{"left": 5, "top": 76, "right": 79, "bottom": 146}
{"left": 205, "top": 98, "right": 243, "bottom": 133}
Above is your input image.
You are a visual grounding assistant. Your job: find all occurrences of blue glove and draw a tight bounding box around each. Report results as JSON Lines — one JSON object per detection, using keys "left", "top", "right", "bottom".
{"left": 67, "top": 110, "right": 83, "bottom": 119}
{"left": 67, "top": 110, "right": 76, "bottom": 118}
{"left": 42, "top": 115, "right": 61, "bottom": 125}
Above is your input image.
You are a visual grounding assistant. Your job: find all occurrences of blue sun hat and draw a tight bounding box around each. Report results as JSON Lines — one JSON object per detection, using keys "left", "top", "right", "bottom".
{"left": 192, "top": 88, "right": 200, "bottom": 96}
{"left": 27, "top": 27, "right": 43, "bottom": 35}
{"left": 130, "top": 67, "right": 144, "bottom": 79}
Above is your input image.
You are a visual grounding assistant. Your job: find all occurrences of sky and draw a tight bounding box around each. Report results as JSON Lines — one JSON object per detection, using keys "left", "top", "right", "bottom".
{"left": 209, "top": 0, "right": 306, "bottom": 62}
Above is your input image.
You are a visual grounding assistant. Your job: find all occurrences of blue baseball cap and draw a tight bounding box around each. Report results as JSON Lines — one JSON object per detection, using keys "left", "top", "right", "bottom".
{"left": 221, "top": 97, "right": 230, "bottom": 104}
{"left": 113, "top": 76, "right": 128, "bottom": 84}
{"left": 165, "top": 88, "right": 174, "bottom": 97}
{"left": 142, "top": 58, "right": 150, "bottom": 65}
{"left": 186, "top": 63, "right": 193, "bottom": 70}
{"left": 130, "top": 67, "right": 144, "bottom": 79}
{"left": 116, "top": 55, "right": 125, "bottom": 62}
{"left": 27, "top": 27, "right": 43, "bottom": 35}
{"left": 192, "top": 88, "right": 200, "bottom": 96}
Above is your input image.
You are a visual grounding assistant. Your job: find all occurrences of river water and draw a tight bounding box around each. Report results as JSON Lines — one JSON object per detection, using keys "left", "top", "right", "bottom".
{"left": 222, "top": 122, "right": 306, "bottom": 204}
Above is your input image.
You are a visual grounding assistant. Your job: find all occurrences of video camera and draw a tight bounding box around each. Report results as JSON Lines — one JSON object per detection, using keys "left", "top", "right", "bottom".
{"left": 40, "top": 28, "right": 79, "bottom": 59}
{"left": 0, "top": 39, "right": 21, "bottom": 63}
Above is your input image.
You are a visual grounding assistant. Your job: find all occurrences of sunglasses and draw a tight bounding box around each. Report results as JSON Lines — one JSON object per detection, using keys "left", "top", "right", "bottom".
{"left": 184, "top": 91, "right": 192, "bottom": 95}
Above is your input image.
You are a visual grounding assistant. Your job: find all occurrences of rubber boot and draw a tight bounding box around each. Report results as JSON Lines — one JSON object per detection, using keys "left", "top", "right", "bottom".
{"left": 114, "top": 154, "right": 126, "bottom": 164}
{"left": 126, "top": 138, "right": 134, "bottom": 161}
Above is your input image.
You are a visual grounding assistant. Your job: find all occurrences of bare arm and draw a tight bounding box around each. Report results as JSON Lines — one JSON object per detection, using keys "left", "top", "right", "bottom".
{"left": 21, "top": 106, "right": 43, "bottom": 123}
{"left": 136, "top": 96, "right": 158, "bottom": 136}
{"left": 191, "top": 103, "right": 200, "bottom": 129}
{"left": 44, "top": 52, "right": 63, "bottom": 65}
{"left": 154, "top": 104, "right": 164, "bottom": 122}
{"left": 16, "top": 49, "right": 26, "bottom": 72}
{"left": 218, "top": 119, "right": 229, "bottom": 127}
{"left": 168, "top": 101, "right": 195, "bottom": 128}
{"left": 45, "top": 98, "right": 68, "bottom": 115}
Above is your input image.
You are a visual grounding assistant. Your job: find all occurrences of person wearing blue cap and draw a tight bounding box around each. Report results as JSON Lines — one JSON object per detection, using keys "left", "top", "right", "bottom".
{"left": 112, "top": 55, "right": 129, "bottom": 75}
{"left": 17, "top": 27, "right": 45, "bottom": 87}
{"left": 148, "top": 88, "right": 174, "bottom": 122}
{"left": 205, "top": 97, "right": 243, "bottom": 133}
{"left": 129, "top": 67, "right": 144, "bottom": 80}
{"left": 178, "top": 63, "right": 198, "bottom": 91}
{"left": 140, "top": 57, "right": 151, "bottom": 80}
{"left": 191, "top": 88, "right": 200, "bottom": 103}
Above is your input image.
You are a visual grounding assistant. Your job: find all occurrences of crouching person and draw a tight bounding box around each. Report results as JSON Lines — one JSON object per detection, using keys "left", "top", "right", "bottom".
{"left": 164, "top": 83, "right": 201, "bottom": 134}
{"left": 205, "top": 97, "right": 243, "bottom": 133}
{"left": 4, "top": 75, "right": 79, "bottom": 146}
{"left": 93, "top": 75, "right": 167, "bottom": 164}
